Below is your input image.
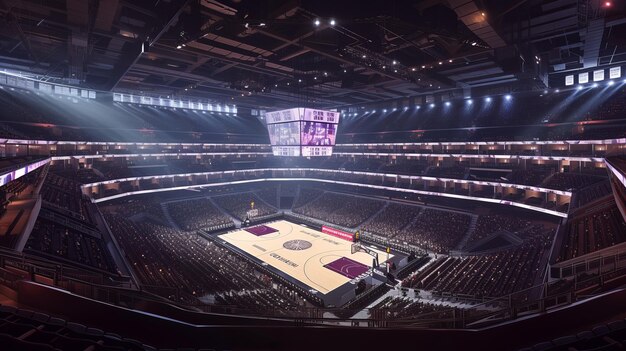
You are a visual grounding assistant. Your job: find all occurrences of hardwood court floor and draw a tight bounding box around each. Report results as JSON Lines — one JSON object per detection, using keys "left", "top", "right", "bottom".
{"left": 218, "top": 220, "right": 391, "bottom": 294}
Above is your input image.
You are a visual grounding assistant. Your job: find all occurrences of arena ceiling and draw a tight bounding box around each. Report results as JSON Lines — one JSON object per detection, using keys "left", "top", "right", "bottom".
{"left": 0, "top": 0, "right": 625, "bottom": 109}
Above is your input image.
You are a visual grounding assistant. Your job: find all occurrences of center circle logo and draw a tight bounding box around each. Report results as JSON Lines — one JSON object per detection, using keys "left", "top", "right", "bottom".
{"left": 282, "top": 239, "right": 312, "bottom": 251}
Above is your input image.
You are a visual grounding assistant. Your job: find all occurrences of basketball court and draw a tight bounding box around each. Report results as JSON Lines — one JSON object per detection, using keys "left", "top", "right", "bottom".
{"left": 217, "top": 220, "right": 393, "bottom": 296}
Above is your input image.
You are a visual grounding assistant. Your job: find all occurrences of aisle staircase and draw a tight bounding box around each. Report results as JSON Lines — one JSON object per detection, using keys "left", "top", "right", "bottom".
{"left": 456, "top": 214, "right": 479, "bottom": 251}
{"left": 159, "top": 203, "right": 182, "bottom": 231}
{"left": 208, "top": 197, "right": 242, "bottom": 228}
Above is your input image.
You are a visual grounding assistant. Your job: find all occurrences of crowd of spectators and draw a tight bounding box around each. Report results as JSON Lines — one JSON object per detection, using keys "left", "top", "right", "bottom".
{"left": 394, "top": 209, "right": 472, "bottom": 253}
{"left": 370, "top": 296, "right": 453, "bottom": 320}
{"left": 293, "top": 192, "right": 385, "bottom": 228}
{"left": 102, "top": 211, "right": 302, "bottom": 312}
{"left": 41, "top": 172, "right": 94, "bottom": 224}
{"left": 293, "top": 187, "right": 322, "bottom": 208}
{"left": 465, "top": 214, "right": 535, "bottom": 246}
{"left": 403, "top": 232, "right": 552, "bottom": 298}
{"left": 212, "top": 192, "right": 277, "bottom": 221}
{"left": 543, "top": 173, "right": 606, "bottom": 191}
{"left": 166, "top": 198, "right": 233, "bottom": 231}
{"left": 363, "top": 203, "right": 421, "bottom": 238}
{"left": 25, "top": 217, "right": 117, "bottom": 273}
{"left": 557, "top": 204, "right": 626, "bottom": 262}
{"left": 255, "top": 186, "right": 279, "bottom": 208}
{"left": 573, "top": 180, "right": 614, "bottom": 208}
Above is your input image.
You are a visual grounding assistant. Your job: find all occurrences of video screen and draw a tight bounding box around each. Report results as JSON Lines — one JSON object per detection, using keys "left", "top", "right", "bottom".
{"left": 300, "top": 121, "right": 336, "bottom": 146}
{"left": 267, "top": 122, "right": 301, "bottom": 146}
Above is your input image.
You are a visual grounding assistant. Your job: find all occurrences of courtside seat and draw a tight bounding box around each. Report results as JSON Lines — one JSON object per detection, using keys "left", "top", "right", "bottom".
{"left": 532, "top": 341, "right": 553, "bottom": 350}
{"left": 0, "top": 304, "right": 17, "bottom": 317}
{"left": 16, "top": 308, "right": 35, "bottom": 319}
{"left": 32, "top": 312, "right": 50, "bottom": 324}
{"left": 47, "top": 317, "right": 66, "bottom": 327}
{"left": 50, "top": 333, "right": 97, "bottom": 350}
{"left": 65, "top": 321, "right": 87, "bottom": 333}
{"left": 607, "top": 320, "right": 626, "bottom": 331}
{"left": 552, "top": 335, "right": 578, "bottom": 346}
{"left": 0, "top": 320, "right": 36, "bottom": 336}
{"left": 85, "top": 327, "right": 105, "bottom": 336}
{"left": 0, "top": 332, "right": 58, "bottom": 351}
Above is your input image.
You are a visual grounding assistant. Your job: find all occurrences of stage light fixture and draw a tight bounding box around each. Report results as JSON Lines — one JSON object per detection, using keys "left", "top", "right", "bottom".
{"left": 505, "top": 94, "right": 512, "bottom": 100}
{"left": 176, "top": 45, "right": 182, "bottom": 49}
{"left": 466, "top": 99, "right": 473, "bottom": 104}
{"left": 555, "top": 89, "right": 560, "bottom": 93}
{"left": 445, "top": 101, "right": 451, "bottom": 106}
{"left": 330, "top": 19, "right": 336, "bottom": 26}
{"left": 485, "top": 97, "right": 492, "bottom": 102}
{"left": 608, "top": 80, "right": 615, "bottom": 86}
{"left": 383, "top": 109, "right": 387, "bottom": 113}
{"left": 314, "top": 19, "right": 320, "bottom": 26}
{"left": 592, "top": 83, "right": 598, "bottom": 88}
{"left": 429, "top": 103, "right": 435, "bottom": 108}
{"left": 392, "top": 60, "right": 397, "bottom": 65}
{"left": 577, "top": 85, "right": 583, "bottom": 90}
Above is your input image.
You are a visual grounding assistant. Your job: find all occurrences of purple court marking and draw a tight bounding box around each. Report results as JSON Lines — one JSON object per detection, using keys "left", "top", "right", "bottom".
{"left": 244, "top": 225, "right": 278, "bottom": 236}
{"left": 323, "top": 257, "right": 369, "bottom": 279}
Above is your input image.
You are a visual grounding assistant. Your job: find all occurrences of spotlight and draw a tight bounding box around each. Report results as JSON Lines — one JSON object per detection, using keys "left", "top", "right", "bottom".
{"left": 330, "top": 19, "right": 336, "bottom": 26}
{"left": 403, "top": 106, "right": 408, "bottom": 110}
{"left": 314, "top": 19, "right": 320, "bottom": 26}
{"left": 438, "top": 61, "right": 443, "bottom": 65}
{"left": 392, "top": 60, "right": 397, "bottom": 65}
{"left": 470, "top": 41, "right": 477, "bottom": 46}
{"left": 421, "top": 65, "right": 426, "bottom": 69}
{"left": 372, "top": 110, "right": 376, "bottom": 113}
{"left": 592, "top": 82, "right": 598, "bottom": 88}
{"left": 176, "top": 45, "right": 182, "bottom": 49}
{"left": 445, "top": 101, "right": 451, "bottom": 106}
{"left": 466, "top": 99, "right": 473, "bottom": 104}
{"left": 448, "top": 59, "right": 453, "bottom": 63}
{"left": 577, "top": 85, "right": 583, "bottom": 90}
{"left": 411, "top": 68, "right": 416, "bottom": 71}
{"left": 603, "top": 1, "right": 612, "bottom": 7}
{"left": 555, "top": 89, "right": 560, "bottom": 93}
{"left": 362, "top": 55, "right": 367, "bottom": 58}
{"left": 429, "top": 103, "right": 435, "bottom": 108}
{"left": 383, "top": 109, "right": 387, "bottom": 113}
{"left": 608, "top": 80, "right": 615, "bottom": 86}
{"left": 505, "top": 94, "right": 512, "bottom": 101}
{"left": 392, "top": 108, "right": 397, "bottom": 111}
{"left": 485, "top": 97, "right": 492, "bottom": 102}
{"left": 543, "top": 90, "right": 548, "bottom": 94}
{"left": 416, "top": 105, "right": 421, "bottom": 109}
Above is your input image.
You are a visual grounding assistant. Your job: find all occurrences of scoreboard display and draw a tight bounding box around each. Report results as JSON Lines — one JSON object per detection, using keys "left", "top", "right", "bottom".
{"left": 265, "top": 108, "right": 340, "bottom": 157}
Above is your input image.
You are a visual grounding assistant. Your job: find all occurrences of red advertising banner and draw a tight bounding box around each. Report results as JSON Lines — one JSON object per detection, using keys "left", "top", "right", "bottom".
{"left": 321, "top": 225, "right": 353, "bottom": 242}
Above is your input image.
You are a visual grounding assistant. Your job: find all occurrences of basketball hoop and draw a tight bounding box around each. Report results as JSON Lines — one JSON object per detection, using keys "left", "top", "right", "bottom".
{"left": 351, "top": 242, "right": 361, "bottom": 255}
